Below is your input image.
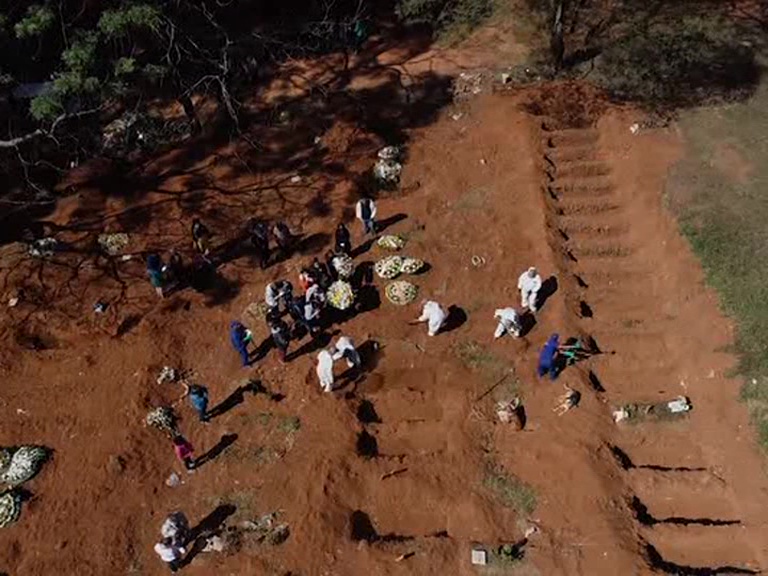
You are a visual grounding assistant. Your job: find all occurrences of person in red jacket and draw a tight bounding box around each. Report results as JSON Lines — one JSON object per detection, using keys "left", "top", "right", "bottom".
{"left": 172, "top": 435, "right": 195, "bottom": 472}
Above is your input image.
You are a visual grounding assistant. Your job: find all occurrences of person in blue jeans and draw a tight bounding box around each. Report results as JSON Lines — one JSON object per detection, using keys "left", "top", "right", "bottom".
{"left": 229, "top": 321, "right": 253, "bottom": 367}
{"left": 537, "top": 333, "right": 560, "bottom": 380}
{"left": 187, "top": 384, "right": 209, "bottom": 422}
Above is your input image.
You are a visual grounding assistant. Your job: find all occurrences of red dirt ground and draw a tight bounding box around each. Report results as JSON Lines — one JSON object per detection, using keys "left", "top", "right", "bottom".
{"left": 1, "top": 58, "right": 768, "bottom": 576}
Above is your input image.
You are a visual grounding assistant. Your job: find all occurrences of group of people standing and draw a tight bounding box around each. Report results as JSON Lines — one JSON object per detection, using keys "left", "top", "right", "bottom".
{"left": 224, "top": 197, "right": 379, "bottom": 370}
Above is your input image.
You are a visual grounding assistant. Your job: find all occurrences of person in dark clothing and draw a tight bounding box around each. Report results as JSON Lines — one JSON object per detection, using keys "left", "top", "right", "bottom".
{"left": 537, "top": 333, "right": 560, "bottom": 380}
{"left": 249, "top": 219, "right": 270, "bottom": 269}
{"left": 146, "top": 253, "right": 165, "bottom": 298}
{"left": 161, "top": 250, "right": 185, "bottom": 292}
{"left": 287, "top": 295, "right": 312, "bottom": 336}
{"left": 191, "top": 218, "right": 211, "bottom": 256}
{"left": 351, "top": 18, "right": 369, "bottom": 53}
{"left": 334, "top": 223, "right": 352, "bottom": 255}
{"left": 272, "top": 221, "right": 293, "bottom": 260}
{"left": 187, "top": 384, "right": 209, "bottom": 422}
{"left": 280, "top": 280, "right": 295, "bottom": 311}
{"left": 268, "top": 313, "right": 291, "bottom": 362}
{"left": 324, "top": 250, "right": 339, "bottom": 282}
{"left": 229, "top": 320, "right": 253, "bottom": 367}
{"left": 310, "top": 257, "right": 332, "bottom": 290}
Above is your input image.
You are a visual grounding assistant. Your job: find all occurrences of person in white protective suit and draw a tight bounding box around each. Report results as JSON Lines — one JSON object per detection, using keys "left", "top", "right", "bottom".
{"left": 414, "top": 300, "right": 447, "bottom": 336}
{"left": 331, "top": 335, "right": 361, "bottom": 368}
{"left": 517, "top": 267, "right": 542, "bottom": 312}
{"left": 316, "top": 349, "right": 335, "bottom": 392}
{"left": 494, "top": 307, "right": 522, "bottom": 339}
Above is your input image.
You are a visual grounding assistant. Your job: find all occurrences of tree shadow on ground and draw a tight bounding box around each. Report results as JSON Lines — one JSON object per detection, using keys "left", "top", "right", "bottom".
{"left": 2, "top": 24, "right": 455, "bottom": 337}
{"left": 559, "top": 2, "right": 764, "bottom": 111}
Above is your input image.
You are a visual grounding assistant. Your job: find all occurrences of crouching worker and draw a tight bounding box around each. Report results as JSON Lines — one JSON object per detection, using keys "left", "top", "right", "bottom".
{"left": 413, "top": 300, "right": 447, "bottom": 336}
{"left": 494, "top": 307, "right": 522, "bottom": 339}
{"left": 331, "top": 335, "right": 361, "bottom": 368}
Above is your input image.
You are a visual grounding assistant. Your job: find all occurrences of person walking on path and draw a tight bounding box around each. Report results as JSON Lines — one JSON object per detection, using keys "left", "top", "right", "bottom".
{"left": 494, "top": 307, "right": 522, "bottom": 339}
{"left": 172, "top": 435, "right": 195, "bottom": 472}
{"left": 537, "top": 333, "right": 560, "bottom": 380}
{"left": 187, "top": 384, "right": 209, "bottom": 423}
{"left": 155, "top": 536, "right": 185, "bottom": 573}
{"left": 147, "top": 253, "right": 166, "bottom": 298}
{"left": 518, "top": 267, "right": 542, "bottom": 312}
{"left": 249, "top": 219, "right": 271, "bottom": 269}
{"left": 413, "top": 300, "right": 447, "bottom": 336}
{"left": 355, "top": 197, "right": 378, "bottom": 235}
{"left": 229, "top": 320, "right": 253, "bottom": 367}
{"left": 331, "top": 335, "right": 361, "bottom": 368}
{"left": 335, "top": 222, "right": 352, "bottom": 255}
{"left": 268, "top": 313, "right": 291, "bottom": 362}
{"left": 317, "top": 349, "right": 335, "bottom": 392}
{"left": 191, "top": 218, "right": 211, "bottom": 257}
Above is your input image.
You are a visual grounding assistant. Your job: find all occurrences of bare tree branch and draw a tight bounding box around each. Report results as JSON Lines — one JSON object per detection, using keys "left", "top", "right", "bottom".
{"left": 0, "top": 106, "right": 103, "bottom": 150}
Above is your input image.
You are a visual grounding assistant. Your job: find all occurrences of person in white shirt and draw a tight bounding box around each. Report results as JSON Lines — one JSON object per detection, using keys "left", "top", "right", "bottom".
{"left": 494, "top": 308, "right": 522, "bottom": 339}
{"left": 414, "top": 300, "right": 447, "bottom": 336}
{"left": 355, "top": 197, "right": 378, "bottom": 235}
{"left": 331, "top": 336, "right": 361, "bottom": 368}
{"left": 317, "top": 349, "right": 335, "bottom": 392}
{"left": 154, "top": 537, "right": 185, "bottom": 573}
{"left": 517, "top": 267, "right": 542, "bottom": 312}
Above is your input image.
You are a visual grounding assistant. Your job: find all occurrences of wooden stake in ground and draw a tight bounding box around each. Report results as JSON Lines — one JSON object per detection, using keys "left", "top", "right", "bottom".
{"left": 475, "top": 371, "right": 511, "bottom": 402}
{"left": 381, "top": 467, "right": 408, "bottom": 480}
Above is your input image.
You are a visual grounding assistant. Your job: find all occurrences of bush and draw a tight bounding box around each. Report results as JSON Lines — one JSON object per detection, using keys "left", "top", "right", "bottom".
{"left": 594, "top": 16, "right": 760, "bottom": 109}
{"left": 396, "top": 0, "right": 495, "bottom": 40}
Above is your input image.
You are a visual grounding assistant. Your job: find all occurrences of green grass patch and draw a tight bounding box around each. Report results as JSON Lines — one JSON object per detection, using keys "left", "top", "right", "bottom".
{"left": 667, "top": 75, "right": 768, "bottom": 449}
{"left": 277, "top": 415, "right": 301, "bottom": 434}
{"left": 483, "top": 464, "right": 536, "bottom": 515}
{"left": 454, "top": 340, "right": 510, "bottom": 382}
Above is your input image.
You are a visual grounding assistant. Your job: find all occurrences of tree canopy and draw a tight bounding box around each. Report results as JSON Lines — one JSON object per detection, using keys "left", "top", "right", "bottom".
{"left": 0, "top": 0, "right": 369, "bottom": 152}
